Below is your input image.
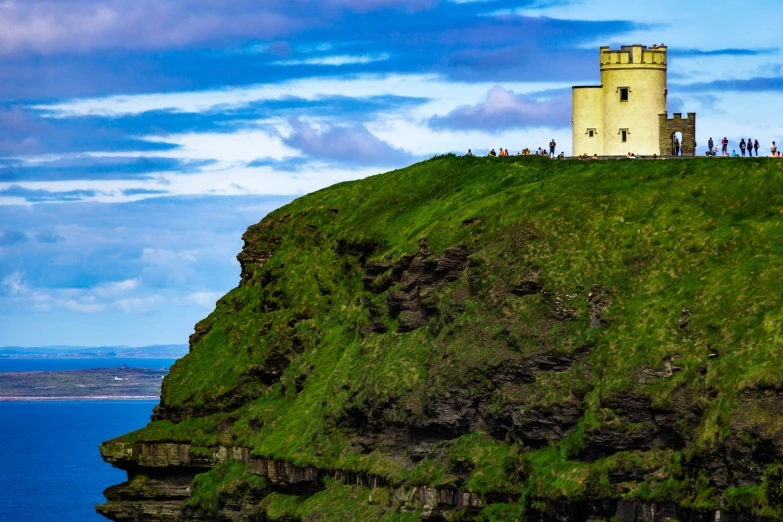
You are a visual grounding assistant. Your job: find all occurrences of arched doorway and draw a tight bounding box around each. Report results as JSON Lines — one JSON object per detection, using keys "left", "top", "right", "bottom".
{"left": 658, "top": 113, "right": 696, "bottom": 157}
{"left": 671, "top": 131, "right": 683, "bottom": 156}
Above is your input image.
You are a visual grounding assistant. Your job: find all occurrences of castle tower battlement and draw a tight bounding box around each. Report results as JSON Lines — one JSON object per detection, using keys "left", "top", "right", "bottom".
{"left": 599, "top": 45, "right": 667, "bottom": 69}
{"left": 573, "top": 44, "right": 693, "bottom": 157}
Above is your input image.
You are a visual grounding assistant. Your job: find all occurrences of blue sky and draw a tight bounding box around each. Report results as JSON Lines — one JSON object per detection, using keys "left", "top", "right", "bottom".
{"left": 1, "top": 0, "right": 782, "bottom": 346}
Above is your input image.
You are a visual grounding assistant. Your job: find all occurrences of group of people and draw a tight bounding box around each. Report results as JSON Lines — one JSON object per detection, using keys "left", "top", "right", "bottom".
{"left": 471, "top": 136, "right": 783, "bottom": 159}
{"left": 487, "top": 148, "right": 512, "bottom": 157}
{"left": 707, "top": 137, "right": 781, "bottom": 157}
{"left": 482, "top": 139, "right": 562, "bottom": 159}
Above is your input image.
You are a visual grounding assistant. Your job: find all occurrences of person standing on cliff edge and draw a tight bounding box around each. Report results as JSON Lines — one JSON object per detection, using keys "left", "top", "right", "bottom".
{"left": 549, "top": 139, "right": 556, "bottom": 157}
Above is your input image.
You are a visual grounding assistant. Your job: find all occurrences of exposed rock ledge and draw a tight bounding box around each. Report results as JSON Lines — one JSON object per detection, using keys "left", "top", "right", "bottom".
{"left": 98, "top": 442, "right": 775, "bottom": 522}
{"left": 99, "top": 442, "right": 484, "bottom": 521}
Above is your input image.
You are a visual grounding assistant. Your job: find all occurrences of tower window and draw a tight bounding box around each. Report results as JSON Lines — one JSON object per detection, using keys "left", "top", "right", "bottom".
{"left": 619, "top": 87, "right": 629, "bottom": 102}
{"left": 621, "top": 129, "right": 629, "bottom": 142}
{"left": 587, "top": 129, "right": 596, "bottom": 138}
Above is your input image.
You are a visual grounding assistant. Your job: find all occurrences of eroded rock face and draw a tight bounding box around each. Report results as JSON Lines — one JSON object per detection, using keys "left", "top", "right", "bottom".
{"left": 96, "top": 442, "right": 489, "bottom": 521}
{"left": 99, "top": 229, "right": 783, "bottom": 522}
{"left": 97, "top": 441, "right": 779, "bottom": 522}
{"left": 581, "top": 391, "right": 701, "bottom": 461}
{"left": 332, "top": 348, "right": 589, "bottom": 465}
{"left": 364, "top": 247, "right": 470, "bottom": 333}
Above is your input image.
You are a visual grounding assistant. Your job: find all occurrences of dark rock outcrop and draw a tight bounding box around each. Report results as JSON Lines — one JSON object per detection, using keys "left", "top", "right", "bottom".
{"left": 581, "top": 392, "right": 701, "bottom": 461}
{"left": 376, "top": 247, "right": 469, "bottom": 333}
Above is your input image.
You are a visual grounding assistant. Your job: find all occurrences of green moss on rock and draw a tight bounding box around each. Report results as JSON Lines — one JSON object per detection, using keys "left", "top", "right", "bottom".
{"left": 102, "top": 155, "right": 783, "bottom": 520}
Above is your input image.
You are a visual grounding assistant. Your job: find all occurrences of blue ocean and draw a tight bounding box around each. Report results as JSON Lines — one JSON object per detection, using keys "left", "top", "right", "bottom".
{"left": 0, "top": 401, "right": 157, "bottom": 521}
{"left": 0, "top": 358, "right": 177, "bottom": 373}
{"left": 0, "top": 359, "right": 177, "bottom": 521}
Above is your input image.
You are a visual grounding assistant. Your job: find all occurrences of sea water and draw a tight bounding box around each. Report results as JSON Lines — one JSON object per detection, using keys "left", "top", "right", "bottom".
{"left": 0, "top": 401, "right": 157, "bottom": 521}
{"left": 0, "top": 358, "right": 177, "bottom": 373}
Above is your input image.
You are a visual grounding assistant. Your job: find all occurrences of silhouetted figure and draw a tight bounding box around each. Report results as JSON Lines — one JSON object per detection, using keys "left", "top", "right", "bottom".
{"left": 740, "top": 139, "right": 746, "bottom": 157}
{"left": 673, "top": 138, "right": 681, "bottom": 156}
{"left": 549, "top": 139, "right": 556, "bottom": 157}
{"left": 754, "top": 140, "right": 760, "bottom": 157}
{"left": 708, "top": 137, "right": 714, "bottom": 155}
{"left": 467, "top": 149, "right": 473, "bottom": 156}
{"left": 772, "top": 141, "right": 777, "bottom": 156}
{"left": 489, "top": 149, "right": 497, "bottom": 157}
{"left": 748, "top": 138, "right": 754, "bottom": 157}
{"left": 722, "top": 137, "right": 728, "bottom": 156}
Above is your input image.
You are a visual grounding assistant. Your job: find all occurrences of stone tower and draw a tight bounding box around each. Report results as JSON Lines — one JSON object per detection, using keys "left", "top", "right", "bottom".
{"left": 572, "top": 45, "right": 674, "bottom": 157}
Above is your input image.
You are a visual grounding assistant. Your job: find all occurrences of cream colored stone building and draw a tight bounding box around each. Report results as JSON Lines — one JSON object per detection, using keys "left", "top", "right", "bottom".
{"left": 572, "top": 44, "right": 696, "bottom": 157}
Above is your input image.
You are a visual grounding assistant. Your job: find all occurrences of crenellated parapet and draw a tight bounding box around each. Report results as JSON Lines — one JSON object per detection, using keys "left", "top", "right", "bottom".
{"left": 600, "top": 44, "right": 667, "bottom": 69}
{"left": 659, "top": 112, "right": 697, "bottom": 156}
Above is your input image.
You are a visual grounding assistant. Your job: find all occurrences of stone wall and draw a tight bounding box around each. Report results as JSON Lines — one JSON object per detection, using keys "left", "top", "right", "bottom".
{"left": 659, "top": 113, "right": 697, "bottom": 156}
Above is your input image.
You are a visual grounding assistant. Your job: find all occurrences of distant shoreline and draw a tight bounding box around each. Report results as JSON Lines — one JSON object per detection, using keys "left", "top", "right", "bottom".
{"left": 0, "top": 367, "right": 167, "bottom": 401}
{"left": 0, "top": 344, "right": 188, "bottom": 360}
{"left": 0, "top": 356, "right": 178, "bottom": 359}
{"left": 0, "top": 396, "right": 160, "bottom": 402}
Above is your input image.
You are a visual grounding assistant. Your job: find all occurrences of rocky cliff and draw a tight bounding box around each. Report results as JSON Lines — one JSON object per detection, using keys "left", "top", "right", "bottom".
{"left": 98, "top": 155, "right": 783, "bottom": 521}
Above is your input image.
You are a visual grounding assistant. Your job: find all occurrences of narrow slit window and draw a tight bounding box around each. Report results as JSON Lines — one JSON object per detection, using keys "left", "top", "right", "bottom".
{"left": 619, "top": 87, "right": 629, "bottom": 102}
{"left": 621, "top": 129, "right": 628, "bottom": 142}
{"left": 588, "top": 129, "right": 595, "bottom": 138}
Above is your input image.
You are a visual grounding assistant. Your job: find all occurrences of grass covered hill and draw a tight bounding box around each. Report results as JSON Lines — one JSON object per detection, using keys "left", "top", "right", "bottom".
{"left": 99, "top": 155, "right": 783, "bottom": 522}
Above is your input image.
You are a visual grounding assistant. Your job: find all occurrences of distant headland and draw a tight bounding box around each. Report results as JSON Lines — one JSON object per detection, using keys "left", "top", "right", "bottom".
{"left": 0, "top": 344, "right": 188, "bottom": 359}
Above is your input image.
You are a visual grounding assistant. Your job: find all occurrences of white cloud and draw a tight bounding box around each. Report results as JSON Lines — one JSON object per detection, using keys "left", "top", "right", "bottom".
{"left": 94, "top": 278, "right": 139, "bottom": 297}
{"left": 113, "top": 294, "right": 165, "bottom": 313}
{"left": 0, "top": 272, "right": 166, "bottom": 314}
{"left": 2, "top": 271, "right": 27, "bottom": 296}
{"left": 183, "top": 291, "right": 223, "bottom": 307}
{"left": 275, "top": 53, "right": 390, "bottom": 66}
{"left": 36, "top": 75, "right": 564, "bottom": 117}
{"left": 142, "top": 248, "right": 197, "bottom": 265}
{"left": 516, "top": 1, "right": 782, "bottom": 50}
{"left": 62, "top": 300, "right": 105, "bottom": 313}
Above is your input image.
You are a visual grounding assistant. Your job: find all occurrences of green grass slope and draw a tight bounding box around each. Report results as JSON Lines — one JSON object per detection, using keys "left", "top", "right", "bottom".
{"left": 111, "top": 155, "right": 783, "bottom": 520}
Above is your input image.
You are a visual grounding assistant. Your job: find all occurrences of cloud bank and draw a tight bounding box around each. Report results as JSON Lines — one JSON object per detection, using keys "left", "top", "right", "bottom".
{"left": 283, "top": 117, "right": 417, "bottom": 166}
{"left": 429, "top": 86, "right": 571, "bottom": 131}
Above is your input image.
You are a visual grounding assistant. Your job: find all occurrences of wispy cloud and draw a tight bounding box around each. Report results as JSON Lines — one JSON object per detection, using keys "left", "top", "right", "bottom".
{"left": 182, "top": 291, "right": 223, "bottom": 308}
{"left": 35, "top": 230, "right": 63, "bottom": 243}
{"left": 675, "top": 76, "right": 783, "bottom": 93}
{"left": 0, "top": 2, "right": 637, "bottom": 99}
{"left": 0, "top": 157, "right": 216, "bottom": 183}
{"left": 121, "top": 188, "right": 170, "bottom": 196}
{"left": 0, "top": 230, "right": 27, "bottom": 246}
{"left": 429, "top": 86, "right": 571, "bottom": 132}
{"left": 671, "top": 47, "right": 780, "bottom": 57}
{"left": 94, "top": 279, "right": 139, "bottom": 298}
{"left": 283, "top": 117, "right": 419, "bottom": 166}
{"left": 0, "top": 186, "right": 101, "bottom": 202}
{"left": 247, "top": 156, "right": 320, "bottom": 172}
{"left": 275, "top": 54, "right": 391, "bottom": 66}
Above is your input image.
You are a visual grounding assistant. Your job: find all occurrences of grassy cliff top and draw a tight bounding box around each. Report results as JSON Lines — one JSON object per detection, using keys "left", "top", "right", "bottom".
{"left": 111, "top": 155, "right": 783, "bottom": 519}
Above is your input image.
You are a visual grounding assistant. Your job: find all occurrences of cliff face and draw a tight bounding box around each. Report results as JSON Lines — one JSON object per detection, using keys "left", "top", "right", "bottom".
{"left": 98, "top": 156, "right": 783, "bottom": 521}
